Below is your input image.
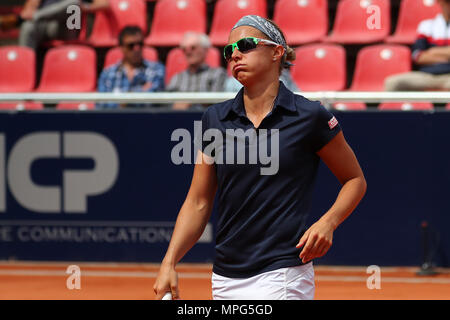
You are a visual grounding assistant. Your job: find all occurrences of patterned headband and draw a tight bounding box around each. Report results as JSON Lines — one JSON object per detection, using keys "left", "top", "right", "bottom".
{"left": 231, "top": 15, "right": 287, "bottom": 53}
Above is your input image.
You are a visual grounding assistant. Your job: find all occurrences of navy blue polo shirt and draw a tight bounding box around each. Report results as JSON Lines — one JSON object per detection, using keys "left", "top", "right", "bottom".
{"left": 197, "top": 82, "right": 341, "bottom": 278}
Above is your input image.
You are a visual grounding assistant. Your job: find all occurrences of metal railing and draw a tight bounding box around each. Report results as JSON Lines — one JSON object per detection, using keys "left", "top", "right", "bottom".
{"left": 0, "top": 91, "right": 448, "bottom": 109}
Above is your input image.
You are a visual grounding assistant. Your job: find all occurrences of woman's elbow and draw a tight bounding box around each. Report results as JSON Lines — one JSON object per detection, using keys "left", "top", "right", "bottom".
{"left": 359, "top": 175, "right": 367, "bottom": 197}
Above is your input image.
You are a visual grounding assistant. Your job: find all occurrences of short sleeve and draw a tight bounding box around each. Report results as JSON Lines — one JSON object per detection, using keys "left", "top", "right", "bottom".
{"left": 411, "top": 20, "right": 432, "bottom": 63}
{"left": 310, "top": 104, "right": 342, "bottom": 152}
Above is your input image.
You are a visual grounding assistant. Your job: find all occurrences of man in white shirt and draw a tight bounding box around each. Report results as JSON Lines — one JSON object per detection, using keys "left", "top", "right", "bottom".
{"left": 385, "top": 0, "right": 450, "bottom": 91}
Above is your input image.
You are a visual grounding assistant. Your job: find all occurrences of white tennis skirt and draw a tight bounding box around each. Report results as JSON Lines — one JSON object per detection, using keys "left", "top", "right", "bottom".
{"left": 211, "top": 262, "right": 315, "bottom": 300}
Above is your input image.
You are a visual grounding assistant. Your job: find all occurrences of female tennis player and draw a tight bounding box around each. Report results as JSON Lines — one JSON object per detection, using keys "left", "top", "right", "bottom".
{"left": 154, "top": 15, "right": 367, "bottom": 300}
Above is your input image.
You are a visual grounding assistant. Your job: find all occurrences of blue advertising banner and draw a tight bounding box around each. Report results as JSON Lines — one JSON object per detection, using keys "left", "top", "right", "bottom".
{"left": 0, "top": 110, "right": 448, "bottom": 267}
{"left": 0, "top": 112, "right": 213, "bottom": 263}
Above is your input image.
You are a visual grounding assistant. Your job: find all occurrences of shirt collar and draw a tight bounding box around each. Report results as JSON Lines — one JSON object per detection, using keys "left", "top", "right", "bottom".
{"left": 219, "top": 81, "right": 296, "bottom": 121}
{"left": 117, "top": 60, "right": 148, "bottom": 72}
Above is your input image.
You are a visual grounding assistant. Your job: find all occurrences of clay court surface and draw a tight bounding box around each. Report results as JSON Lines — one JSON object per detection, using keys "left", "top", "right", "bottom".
{"left": 0, "top": 262, "right": 448, "bottom": 300}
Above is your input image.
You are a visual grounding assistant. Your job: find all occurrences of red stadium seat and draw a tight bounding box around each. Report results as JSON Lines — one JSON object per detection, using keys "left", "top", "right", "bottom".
{"left": 0, "top": 6, "right": 22, "bottom": 40}
{"left": 165, "top": 47, "right": 221, "bottom": 85}
{"left": 0, "top": 29, "right": 19, "bottom": 41}
{"left": 37, "top": 45, "right": 97, "bottom": 92}
{"left": 446, "top": 103, "right": 450, "bottom": 110}
{"left": 209, "top": 0, "right": 267, "bottom": 46}
{"left": 324, "top": 0, "right": 390, "bottom": 44}
{"left": 333, "top": 102, "right": 367, "bottom": 110}
{"left": 56, "top": 102, "right": 95, "bottom": 110}
{"left": 0, "top": 102, "right": 43, "bottom": 110}
{"left": 0, "top": 46, "right": 35, "bottom": 92}
{"left": 145, "top": 0, "right": 206, "bottom": 47}
{"left": 88, "top": 0, "right": 147, "bottom": 47}
{"left": 104, "top": 46, "right": 158, "bottom": 68}
{"left": 378, "top": 102, "right": 434, "bottom": 110}
{"left": 290, "top": 44, "right": 346, "bottom": 91}
{"left": 0, "top": 6, "right": 22, "bottom": 15}
{"left": 273, "top": 0, "right": 328, "bottom": 45}
{"left": 350, "top": 44, "right": 411, "bottom": 91}
{"left": 386, "top": 0, "right": 441, "bottom": 44}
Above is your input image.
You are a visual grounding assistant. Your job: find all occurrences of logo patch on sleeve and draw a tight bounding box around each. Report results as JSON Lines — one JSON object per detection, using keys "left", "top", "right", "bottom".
{"left": 328, "top": 116, "right": 338, "bottom": 130}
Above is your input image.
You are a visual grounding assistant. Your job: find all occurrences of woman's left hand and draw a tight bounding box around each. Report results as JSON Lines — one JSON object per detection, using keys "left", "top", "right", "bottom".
{"left": 296, "top": 219, "right": 334, "bottom": 263}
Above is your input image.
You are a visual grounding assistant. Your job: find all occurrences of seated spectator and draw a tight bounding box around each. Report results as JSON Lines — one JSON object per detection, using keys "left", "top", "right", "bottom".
{"left": 166, "top": 32, "right": 227, "bottom": 110}
{"left": 385, "top": 0, "right": 450, "bottom": 91}
{"left": 97, "top": 25, "right": 165, "bottom": 109}
{"left": 224, "top": 68, "right": 300, "bottom": 92}
{"left": 12, "top": 0, "right": 110, "bottom": 50}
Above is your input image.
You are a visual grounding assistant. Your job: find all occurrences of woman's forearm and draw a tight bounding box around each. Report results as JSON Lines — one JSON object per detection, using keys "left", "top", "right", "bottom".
{"left": 416, "top": 46, "right": 450, "bottom": 65}
{"left": 297, "top": 175, "right": 366, "bottom": 263}
{"left": 320, "top": 175, "right": 367, "bottom": 230}
{"left": 162, "top": 197, "right": 213, "bottom": 267}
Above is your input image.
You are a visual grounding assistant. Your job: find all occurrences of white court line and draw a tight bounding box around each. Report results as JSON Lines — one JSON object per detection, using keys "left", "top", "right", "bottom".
{"left": 0, "top": 261, "right": 212, "bottom": 269}
{"left": 315, "top": 275, "right": 450, "bottom": 284}
{"left": 0, "top": 269, "right": 450, "bottom": 284}
{"left": 0, "top": 269, "right": 210, "bottom": 279}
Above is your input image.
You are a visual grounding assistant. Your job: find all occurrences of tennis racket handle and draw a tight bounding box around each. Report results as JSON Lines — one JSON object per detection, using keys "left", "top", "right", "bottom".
{"left": 162, "top": 292, "right": 172, "bottom": 300}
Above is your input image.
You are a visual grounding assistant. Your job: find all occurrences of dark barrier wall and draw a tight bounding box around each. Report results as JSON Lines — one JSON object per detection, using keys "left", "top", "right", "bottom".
{"left": 0, "top": 110, "right": 448, "bottom": 267}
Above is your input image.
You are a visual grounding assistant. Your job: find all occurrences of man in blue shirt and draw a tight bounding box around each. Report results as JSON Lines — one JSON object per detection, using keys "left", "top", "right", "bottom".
{"left": 97, "top": 25, "right": 165, "bottom": 109}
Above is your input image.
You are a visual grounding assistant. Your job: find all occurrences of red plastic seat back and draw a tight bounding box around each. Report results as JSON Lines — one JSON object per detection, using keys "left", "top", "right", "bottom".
{"left": 378, "top": 102, "right": 434, "bottom": 110}
{"left": 37, "top": 45, "right": 97, "bottom": 92}
{"left": 56, "top": 102, "right": 95, "bottom": 110}
{"left": 209, "top": 0, "right": 267, "bottom": 46}
{"left": 350, "top": 44, "right": 411, "bottom": 91}
{"left": 334, "top": 102, "right": 367, "bottom": 110}
{"left": 145, "top": 0, "right": 206, "bottom": 46}
{"left": 0, "top": 46, "right": 35, "bottom": 92}
{"left": 0, "top": 6, "right": 22, "bottom": 40}
{"left": 0, "top": 102, "right": 43, "bottom": 110}
{"left": 326, "top": 0, "right": 390, "bottom": 43}
{"left": 89, "top": 0, "right": 147, "bottom": 47}
{"left": 387, "top": 0, "right": 441, "bottom": 44}
{"left": 273, "top": 0, "right": 328, "bottom": 45}
{"left": 290, "top": 44, "right": 346, "bottom": 91}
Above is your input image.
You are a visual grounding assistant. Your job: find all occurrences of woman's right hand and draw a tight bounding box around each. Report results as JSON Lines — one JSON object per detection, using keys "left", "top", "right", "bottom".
{"left": 153, "top": 262, "right": 179, "bottom": 300}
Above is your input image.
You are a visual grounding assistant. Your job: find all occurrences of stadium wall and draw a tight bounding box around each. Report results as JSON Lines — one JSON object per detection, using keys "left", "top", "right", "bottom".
{"left": 0, "top": 110, "right": 448, "bottom": 267}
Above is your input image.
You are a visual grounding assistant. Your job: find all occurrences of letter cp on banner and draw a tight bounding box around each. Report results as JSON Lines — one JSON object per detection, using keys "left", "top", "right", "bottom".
{"left": 4, "top": 132, "right": 118, "bottom": 213}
